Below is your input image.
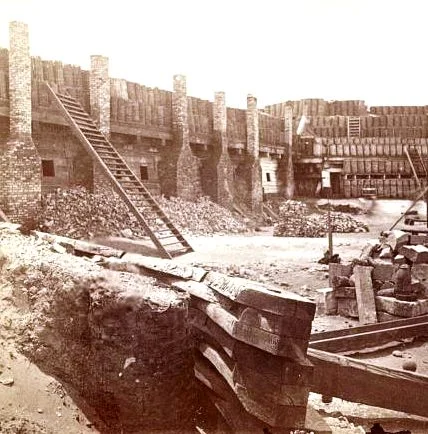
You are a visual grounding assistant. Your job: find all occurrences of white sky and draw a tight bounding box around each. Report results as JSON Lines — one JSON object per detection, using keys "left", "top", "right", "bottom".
{"left": 0, "top": 0, "right": 427, "bottom": 109}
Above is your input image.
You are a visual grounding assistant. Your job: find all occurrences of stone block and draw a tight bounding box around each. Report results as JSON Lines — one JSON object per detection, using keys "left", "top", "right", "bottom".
{"left": 316, "top": 287, "right": 337, "bottom": 315}
{"left": 372, "top": 262, "right": 394, "bottom": 281}
{"left": 393, "top": 254, "right": 407, "bottom": 265}
{"left": 398, "top": 244, "right": 428, "bottom": 264}
{"left": 411, "top": 264, "right": 428, "bottom": 290}
{"left": 375, "top": 296, "right": 428, "bottom": 317}
{"left": 381, "top": 230, "right": 410, "bottom": 252}
{"left": 337, "top": 298, "right": 359, "bottom": 318}
{"left": 329, "top": 263, "right": 352, "bottom": 286}
{"left": 379, "top": 246, "right": 393, "bottom": 259}
{"left": 354, "top": 265, "right": 377, "bottom": 324}
{"left": 334, "top": 286, "right": 356, "bottom": 298}
{"left": 410, "top": 234, "right": 428, "bottom": 246}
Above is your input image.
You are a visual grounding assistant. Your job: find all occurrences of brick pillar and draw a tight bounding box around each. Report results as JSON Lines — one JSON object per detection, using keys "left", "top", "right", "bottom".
{"left": 90, "top": 55, "right": 110, "bottom": 135}
{"left": 245, "top": 95, "right": 263, "bottom": 213}
{"left": 173, "top": 75, "right": 202, "bottom": 200}
{"left": 0, "top": 21, "right": 41, "bottom": 223}
{"left": 89, "top": 55, "right": 111, "bottom": 194}
{"left": 284, "top": 105, "right": 295, "bottom": 199}
{"left": 213, "top": 91, "right": 234, "bottom": 208}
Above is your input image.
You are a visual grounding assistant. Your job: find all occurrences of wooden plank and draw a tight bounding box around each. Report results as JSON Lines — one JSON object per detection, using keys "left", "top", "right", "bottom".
{"left": 310, "top": 314, "right": 428, "bottom": 342}
{"left": 33, "top": 231, "right": 125, "bottom": 258}
{"left": 192, "top": 312, "right": 314, "bottom": 385}
{"left": 309, "top": 321, "right": 428, "bottom": 352}
{"left": 233, "top": 363, "right": 310, "bottom": 407}
{"left": 0, "top": 207, "right": 10, "bottom": 222}
{"left": 204, "top": 271, "right": 316, "bottom": 320}
{"left": 353, "top": 265, "right": 377, "bottom": 324}
{"left": 198, "top": 342, "right": 307, "bottom": 428}
{"left": 194, "top": 353, "right": 233, "bottom": 401}
{"left": 308, "top": 348, "right": 428, "bottom": 417}
{"left": 192, "top": 298, "right": 308, "bottom": 360}
{"left": 121, "top": 253, "right": 207, "bottom": 281}
{"left": 238, "top": 306, "right": 312, "bottom": 340}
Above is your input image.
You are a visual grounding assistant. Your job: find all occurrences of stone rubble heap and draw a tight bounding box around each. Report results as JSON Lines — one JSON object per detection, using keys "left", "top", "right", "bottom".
{"left": 39, "top": 187, "right": 249, "bottom": 239}
{"left": 325, "top": 229, "right": 428, "bottom": 321}
{"left": 274, "top": 200, "right": 369, "bottom": 237}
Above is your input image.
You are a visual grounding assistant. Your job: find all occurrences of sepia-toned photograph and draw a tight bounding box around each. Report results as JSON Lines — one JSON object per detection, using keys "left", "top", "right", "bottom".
{"left": 0, "top": 1, "right": 428, "bottom": 433}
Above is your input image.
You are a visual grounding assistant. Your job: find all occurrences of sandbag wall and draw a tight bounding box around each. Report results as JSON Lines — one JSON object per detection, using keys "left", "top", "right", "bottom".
{"left": 322, "top": 137, "right": 428, "bottom": 198}
{"left": 102, "top": 253, "right": 317, "bottom": 432}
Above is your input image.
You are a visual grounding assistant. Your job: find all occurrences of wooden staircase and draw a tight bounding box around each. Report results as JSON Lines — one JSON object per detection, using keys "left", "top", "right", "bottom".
{"left": 46, "top": 83, "right": 193, "bottom": 259}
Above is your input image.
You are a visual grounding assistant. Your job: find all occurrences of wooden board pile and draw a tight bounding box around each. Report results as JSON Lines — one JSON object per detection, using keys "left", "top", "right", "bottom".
{"left": 39, "top": 188, "right": 249, "bottom": 239}
{"left": 103, "top": 254, "right": 317, "bottom": 431}
{"left": 324, "top": 229, "right": 428, "bottom": 322}
{"left": 273, "top": 200, "right": 368, "bottom": 237}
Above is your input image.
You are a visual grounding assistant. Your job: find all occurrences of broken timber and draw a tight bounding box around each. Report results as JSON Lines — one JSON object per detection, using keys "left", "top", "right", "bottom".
{"left": 308, "top": 315, "right": 428, "bottom": 417}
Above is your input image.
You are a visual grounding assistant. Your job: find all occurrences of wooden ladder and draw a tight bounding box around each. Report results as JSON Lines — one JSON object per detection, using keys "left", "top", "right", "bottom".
{"left": 45, "top": 83, "right": 193, "bottom": 259}
{"left": 404, "top": 144, "right": 428, "bottom": 189}
{"left": 347, "top": 116, "right": 360, "bottom": 138}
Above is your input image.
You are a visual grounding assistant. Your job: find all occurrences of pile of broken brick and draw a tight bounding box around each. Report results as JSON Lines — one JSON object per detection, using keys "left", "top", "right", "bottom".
{"left": 321, "top": 229, "right": 428, "bottom": 322}
{"left": 39, "top": 187, "right": 249, "bottom": 239}
{"left": 274, "top": 200, "right": 369, "bottom": 238}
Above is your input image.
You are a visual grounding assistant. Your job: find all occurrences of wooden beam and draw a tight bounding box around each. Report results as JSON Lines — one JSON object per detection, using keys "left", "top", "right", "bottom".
{"left": 0, "top": 207, "right": 10, "bottom": 222}
{"left": 309, "top": 321, "right": 428, "bottom": 353}
{"left": 310, "top": 314, "right": 428, "bottom": 342}
{"left": 308, "top": 348, "right": 428, "bottom": 417}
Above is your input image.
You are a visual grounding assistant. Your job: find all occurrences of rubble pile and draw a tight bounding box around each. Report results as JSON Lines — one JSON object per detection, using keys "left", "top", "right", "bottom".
{"left": 40, "top": 187, "right": 146, "bottom": 239}
{"left": 274, "top": 200, "right": 369, "bottom": 237}
{"left": 316, "top": 199, "right": 366, "bottom": 214}
{"left": 39, "top": 187, "right": 249, "bottom": 239}
{"left": 157, "top": 195, "right": 248, "bottom": 235}
{"left": 324, "top": 229, "right": 428, "bottom": 321}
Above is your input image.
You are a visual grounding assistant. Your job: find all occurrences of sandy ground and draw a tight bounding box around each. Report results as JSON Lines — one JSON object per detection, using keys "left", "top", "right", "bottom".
{"left": 1, "top": 198, "right": 428, "bottom": 433}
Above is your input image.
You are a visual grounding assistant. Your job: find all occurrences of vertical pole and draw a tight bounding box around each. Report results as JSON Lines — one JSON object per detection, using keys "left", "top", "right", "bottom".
{"left": 425, "top": 189, "right": 428, "bottom": 228}
{"left": 327, "top": 187, "right": 333, "bottom": 257}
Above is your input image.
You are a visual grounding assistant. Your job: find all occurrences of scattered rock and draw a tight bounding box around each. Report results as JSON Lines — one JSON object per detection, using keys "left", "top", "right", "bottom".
{"left": 392, "top": 350, "right": 404, "bottom": 358}
{"left": 0, "top": 377, "right": 14, "bottom": 386}
{"left": 402, "top": 360, "right": 417, "bottom": 372}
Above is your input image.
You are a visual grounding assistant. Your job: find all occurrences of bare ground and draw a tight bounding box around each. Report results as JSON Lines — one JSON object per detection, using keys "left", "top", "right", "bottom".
{"left": 1, "top": 198, "right": 428, "bottom": 433}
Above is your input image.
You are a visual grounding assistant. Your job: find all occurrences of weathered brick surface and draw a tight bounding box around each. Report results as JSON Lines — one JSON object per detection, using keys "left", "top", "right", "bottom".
{"left": 0, "top": 22, "right": 41, "bottom": 223}
{"left": 90, "top": 55, "right": 110, "bottom": 136}
{"left": 173, "top": 75, "right": 202, "bottom": 200}
{"left": 89, "top": 55, "right": 114, "bottom": 195}
{"left": 246, "top": 95, "right": 259, "bottom": 158}
{"left": 32, "top": 122, "right": 93, "bottom": 193}
{"left": 212, "top": 92, "right": 233, "bottom": 208}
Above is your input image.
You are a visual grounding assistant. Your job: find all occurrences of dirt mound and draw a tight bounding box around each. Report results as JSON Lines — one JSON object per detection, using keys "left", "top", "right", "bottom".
{"left": 38, "top": 187, "right": 249, "bottom": 239}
